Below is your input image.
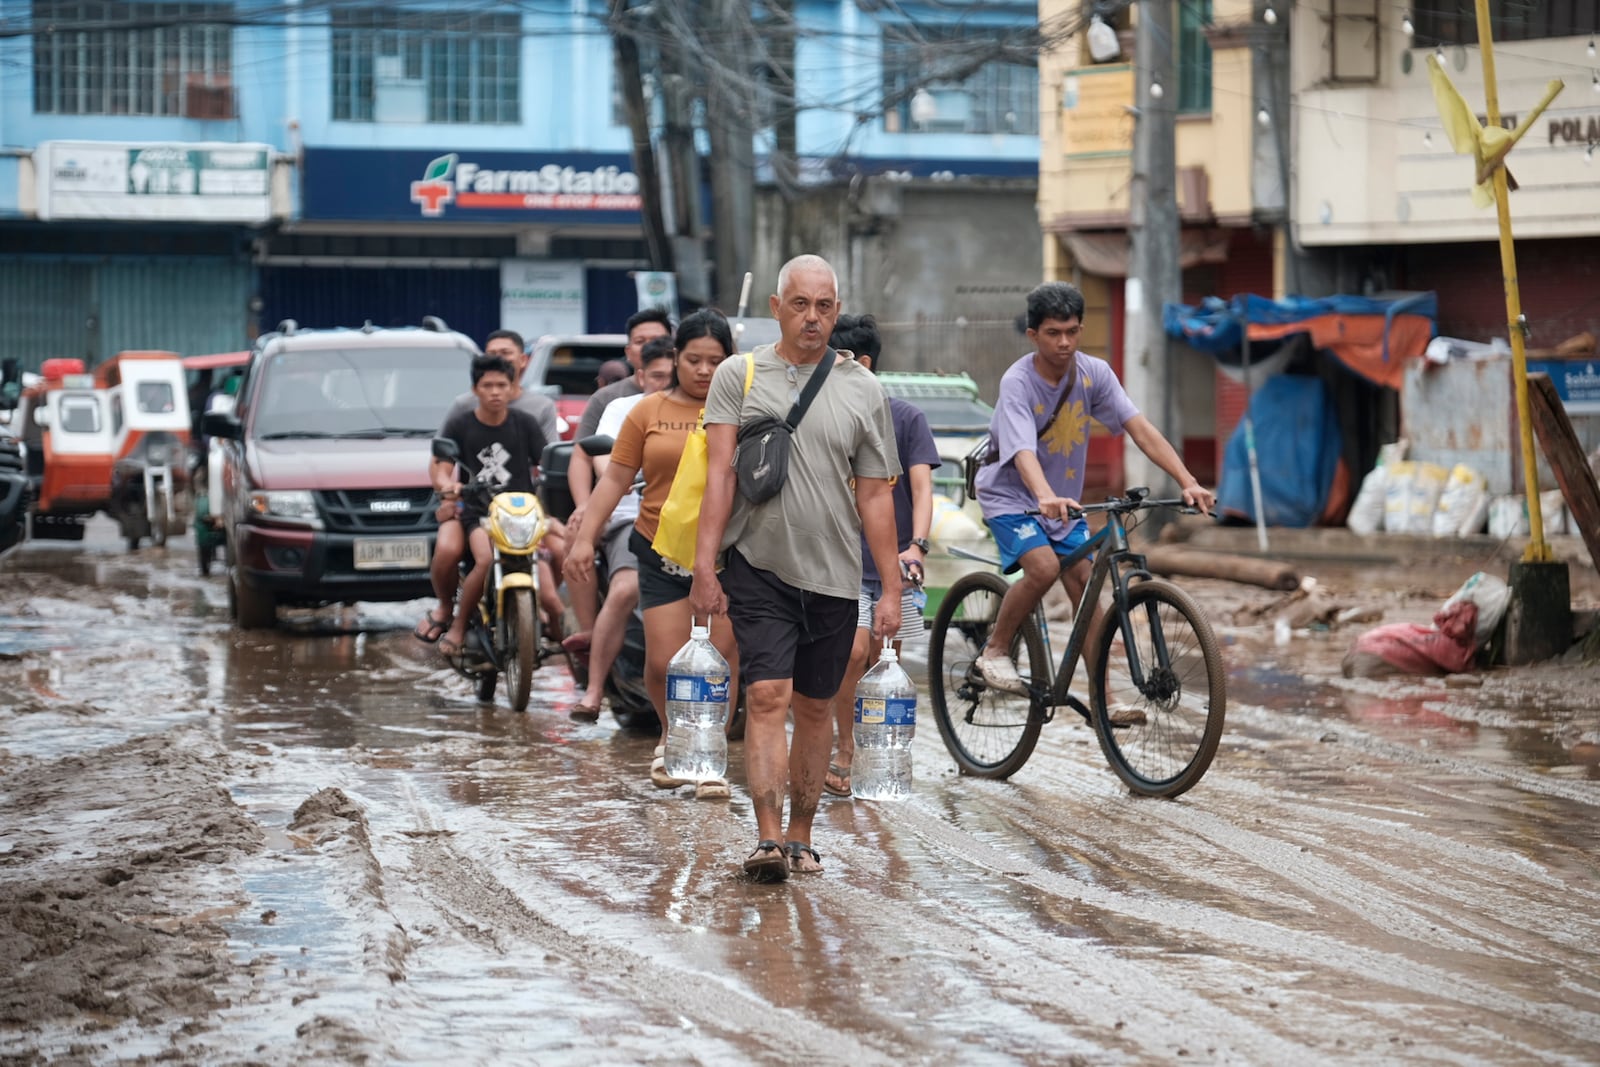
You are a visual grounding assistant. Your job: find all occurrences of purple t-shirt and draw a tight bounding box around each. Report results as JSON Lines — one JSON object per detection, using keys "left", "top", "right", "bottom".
{"left": 976, "top": 351, "right": 1139, "bottom": 540}
{"left": 860, "top": 397, "right": 942, "bottom": 583}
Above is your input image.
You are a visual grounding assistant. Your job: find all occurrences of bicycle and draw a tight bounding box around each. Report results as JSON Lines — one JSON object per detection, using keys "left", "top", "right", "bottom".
{"left": 928, "top": 488, "right": 1226, "bottom": 798}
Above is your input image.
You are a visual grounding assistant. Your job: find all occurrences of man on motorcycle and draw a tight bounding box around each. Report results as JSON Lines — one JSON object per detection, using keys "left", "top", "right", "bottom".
{"left": 426, "top": 354, "right": 551, "bottom": 657}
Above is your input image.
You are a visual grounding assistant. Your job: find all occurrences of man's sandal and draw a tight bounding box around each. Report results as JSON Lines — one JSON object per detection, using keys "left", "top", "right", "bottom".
{"left": 743, "top": 840, "right": 789, "bottom": 883}
{"left": 823, "top": 763, "right": 852, "bottom": 797}
{"left": 786, "top": 841, "right": 824, "bottom": 875}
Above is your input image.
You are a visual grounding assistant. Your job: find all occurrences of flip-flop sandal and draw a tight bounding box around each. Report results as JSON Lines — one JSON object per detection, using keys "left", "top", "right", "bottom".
{"left": 413, "top": 610, "right": 451, "bottom": 644}
{"left": 743, "top": 840, "right": 789, "bottom": 883}
{"left": 694, "top": 777, "right": 730, "bottom": 801}
{"left": 785, "top": 841, "right": 824, "bottom": 875}
{"left": 824, "top": 763, "right": 852, "bottom": 798}
{"left": 568, "top": 703, "right": 601, "bottom": 723}
{"left": 650, "top": 746, "right": 689, "bottom": 789}
{"left": 438, "top": 635, "right": 464, "bottom": 657}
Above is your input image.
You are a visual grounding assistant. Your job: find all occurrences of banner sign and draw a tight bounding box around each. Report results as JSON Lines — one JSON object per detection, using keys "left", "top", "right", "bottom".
{"left": 501, "top": 260, "right": 586, "bottom": 342}
{"left": 36, "top": 141, "right": 273, "bottom": 223}
{"left": 634, "top": 271, "right": 678, "bottom": 315}
{"left": 303, "top": 148, "right": 644, "bottom": 224}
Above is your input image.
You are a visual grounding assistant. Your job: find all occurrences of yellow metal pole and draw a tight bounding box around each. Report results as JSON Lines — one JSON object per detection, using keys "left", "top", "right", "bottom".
{"left": 1475, "top": 0, "right": 1552, "bottom": 563}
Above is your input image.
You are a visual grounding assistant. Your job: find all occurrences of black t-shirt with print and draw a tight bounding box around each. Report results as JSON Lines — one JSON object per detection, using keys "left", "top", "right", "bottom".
{"left": 440, "top": 407, "right": 549, "bottom": 515}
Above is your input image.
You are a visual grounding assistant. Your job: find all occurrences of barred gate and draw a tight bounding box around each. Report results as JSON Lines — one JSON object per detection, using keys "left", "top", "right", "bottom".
{"left": 873, "top": 317, "right": 1029, "bottom": 403}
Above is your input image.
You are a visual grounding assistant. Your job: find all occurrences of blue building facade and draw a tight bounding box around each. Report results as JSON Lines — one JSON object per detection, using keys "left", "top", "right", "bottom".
{"left": 0, "top": 0, "right": 1038, "bottom": 369}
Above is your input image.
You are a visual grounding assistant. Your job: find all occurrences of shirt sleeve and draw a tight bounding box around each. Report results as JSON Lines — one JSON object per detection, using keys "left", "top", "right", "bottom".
{"left": 595, "top": 395, "right": 633, "bottom": 439}
{"left": 611, "top": 396, "right": 651, "bottom": 473}
{"left": 702, "top": 353, "right": 748, "bottom": 427}
{"left": 517, "top": 410, "right": 549, "bottom": 468}
{"left": 533, "top": 395, "right": 560, "bottom": 445}
{"left": 577, "top": 387, "right": 611, "bottom": 439}
{"left": 1085, "top": 362, "right": 1140, "bottom": 435}
{"left": 992, "top": 373, "right": 1042, "bottom": 467}
{"left": 900, "top": 404, "right": 943, "bottom": 471}
{"left": 851, "top": 381, "right": 901, "bottom": 481}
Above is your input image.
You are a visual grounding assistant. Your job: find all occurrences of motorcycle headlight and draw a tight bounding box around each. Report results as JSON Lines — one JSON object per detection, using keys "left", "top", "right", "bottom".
{"left": 495, "top": 510, "right": 541, "bottom": 549}
{"left": 249, "top": 489, "right": 320, "bottom": 525}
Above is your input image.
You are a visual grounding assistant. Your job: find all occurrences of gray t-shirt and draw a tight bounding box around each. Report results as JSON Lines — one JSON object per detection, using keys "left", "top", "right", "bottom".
{"left": 441, "top": 389, "right": 559, "bottom": 453}
{"left": 703, "top": 344, "right": 900, "bottom": 600}
{"left": 578, "top": 377, "right": 643, "bottom": 439}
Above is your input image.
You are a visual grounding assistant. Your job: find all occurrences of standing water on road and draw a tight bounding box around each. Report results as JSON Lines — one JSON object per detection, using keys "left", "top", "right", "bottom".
{"left": 3, "top": 522, "right": 1600, "bottom": 1064}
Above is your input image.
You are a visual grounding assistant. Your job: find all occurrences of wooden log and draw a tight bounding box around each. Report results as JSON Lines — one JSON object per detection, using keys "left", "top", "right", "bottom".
{"left": 1141, "top": 546, "right": 1301, "bottom": 591}
{"left": 1528, "top": 373, "right": 1600, "bottom": 571}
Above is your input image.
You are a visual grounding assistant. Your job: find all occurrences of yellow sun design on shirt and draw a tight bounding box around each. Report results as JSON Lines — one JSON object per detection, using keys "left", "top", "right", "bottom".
{"left": 1042, "top": 398, "right": 1089, "bottom": 456}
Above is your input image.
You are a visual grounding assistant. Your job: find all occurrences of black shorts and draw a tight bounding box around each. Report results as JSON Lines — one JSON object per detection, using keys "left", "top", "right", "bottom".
{"left": 631, "top": 528, "right": 693, "bottom": 611}
{"left": 722, "top": 548, "right": 856, "bottom": 701}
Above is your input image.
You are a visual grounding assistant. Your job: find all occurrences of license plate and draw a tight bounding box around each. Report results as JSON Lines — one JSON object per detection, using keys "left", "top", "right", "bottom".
{"left": 353, "top": 537, "right": 428, "bottom": 570}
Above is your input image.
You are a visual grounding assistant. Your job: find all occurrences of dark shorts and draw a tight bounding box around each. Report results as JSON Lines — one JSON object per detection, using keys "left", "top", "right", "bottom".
{"left": 631, "top": 528, "right": 692, "bottom": 611}
{"left": 722, "top": 548, "right": 856, "bottom": 701}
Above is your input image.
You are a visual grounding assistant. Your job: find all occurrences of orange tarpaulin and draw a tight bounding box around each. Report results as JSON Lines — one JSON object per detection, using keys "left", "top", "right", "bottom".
{"left": 1248, "top": 313, "right": 1436, "bottom": 390}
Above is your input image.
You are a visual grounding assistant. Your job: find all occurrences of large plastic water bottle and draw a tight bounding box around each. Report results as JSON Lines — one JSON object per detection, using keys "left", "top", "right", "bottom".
{"left": 663, "top": 622, "right": 731, "bottom": 781}
{"left": 852, "top": 640, "right": 916, "bottom": 800}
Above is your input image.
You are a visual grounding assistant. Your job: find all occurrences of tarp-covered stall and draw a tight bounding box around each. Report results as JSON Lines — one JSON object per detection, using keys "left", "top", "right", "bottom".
{"left": 1165, "top": 293, "right": 1437, "bottom": 527}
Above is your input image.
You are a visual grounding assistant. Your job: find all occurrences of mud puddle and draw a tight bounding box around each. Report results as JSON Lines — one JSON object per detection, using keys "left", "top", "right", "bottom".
{"left": 5, "top": 525, "right": 1600, "bottom": 1063}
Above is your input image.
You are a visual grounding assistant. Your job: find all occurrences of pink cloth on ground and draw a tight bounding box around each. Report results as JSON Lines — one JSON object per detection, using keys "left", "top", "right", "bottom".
{"left": 1350, "top": 600, "right": 1479, "bottom": 675}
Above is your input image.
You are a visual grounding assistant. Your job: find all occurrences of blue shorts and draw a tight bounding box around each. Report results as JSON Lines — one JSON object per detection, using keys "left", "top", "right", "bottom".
{"left": 986, "top": 513, "right": 1092, "bottom": 575}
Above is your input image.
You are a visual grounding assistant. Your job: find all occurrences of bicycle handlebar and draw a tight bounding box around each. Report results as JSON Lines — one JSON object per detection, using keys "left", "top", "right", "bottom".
{"left": 1025, "top": 491, "right": 1207, "bottom": 521}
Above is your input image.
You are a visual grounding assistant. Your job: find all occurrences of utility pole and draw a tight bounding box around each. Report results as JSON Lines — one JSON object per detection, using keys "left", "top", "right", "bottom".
{"left": 1468, "top": 0, "right": 1570, "bottom": 663}
{"left": 706, "top": 0, "right": 757, "bottom": 309}
{"left": 1123, "top": 0, "right": 1181, "bottom": 493}
{"left": 609, "top": 0, "right": 671, "bottom": 272}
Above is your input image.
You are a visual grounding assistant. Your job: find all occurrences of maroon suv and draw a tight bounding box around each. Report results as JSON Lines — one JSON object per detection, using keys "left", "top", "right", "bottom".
{"left": 205, "top": 319, "right": 478, "bottom": 628}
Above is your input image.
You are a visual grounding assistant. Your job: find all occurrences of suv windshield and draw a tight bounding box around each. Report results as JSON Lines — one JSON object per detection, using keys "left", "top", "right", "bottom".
{"left": 252, "top": 346, "right": 472, "bottom": 439}
{"left": 544, "top": 342, "right": 626, "bottom": 396}
{"left": 895, "top": 395, "right": 993, "bottom": 432}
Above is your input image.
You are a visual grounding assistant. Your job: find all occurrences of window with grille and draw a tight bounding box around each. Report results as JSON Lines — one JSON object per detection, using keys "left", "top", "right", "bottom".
{"left": 32, "top": 1, "right": 234, "bottom": 117}
{"left": 1414, "top": 1, "right": 1600, "bottom": 45}
{"left": 881, "top": 26, "right": 1039, "bottom": 135}
{"left": 1177, "top": 0, "right": 1213, "bottom": 115}
{"left": 330, "top": 7, "right": 520, "bottom": 125}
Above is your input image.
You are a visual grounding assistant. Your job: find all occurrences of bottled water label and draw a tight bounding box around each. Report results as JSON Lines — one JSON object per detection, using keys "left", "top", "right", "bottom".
{"left": 856, "top": 696, "right": 915, "bottom": 727}
{"left": 668, "top": 673, "right": 729, "bottom": 705}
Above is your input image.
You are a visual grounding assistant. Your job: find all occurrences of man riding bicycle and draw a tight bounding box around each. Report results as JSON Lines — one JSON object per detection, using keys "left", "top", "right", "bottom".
{"left": 973, "top": 282, "right": 1215, "bottom": 697}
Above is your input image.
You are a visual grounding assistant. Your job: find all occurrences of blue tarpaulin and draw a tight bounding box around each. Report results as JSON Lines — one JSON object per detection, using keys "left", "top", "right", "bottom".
{"left": 1217, "top": 374, "right": 1343, "bottom": 528}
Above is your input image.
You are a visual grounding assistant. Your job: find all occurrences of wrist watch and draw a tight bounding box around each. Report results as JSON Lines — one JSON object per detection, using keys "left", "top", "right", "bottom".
{"left": 910, "top": 537, "right": 931, "bottom": 553}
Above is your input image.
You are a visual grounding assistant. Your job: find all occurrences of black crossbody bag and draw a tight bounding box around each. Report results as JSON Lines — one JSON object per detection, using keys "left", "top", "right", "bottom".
{"left": 733, "top": 348, "right": 836, "bottom": 505}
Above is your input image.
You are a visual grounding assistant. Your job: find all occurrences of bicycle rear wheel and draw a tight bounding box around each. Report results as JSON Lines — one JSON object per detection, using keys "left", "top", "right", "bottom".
{"left": 1092, "top": 579, "right": 1225, "bottom": 797}
{"left": 929, "top": 571, "right": 1046, "bottom": 779}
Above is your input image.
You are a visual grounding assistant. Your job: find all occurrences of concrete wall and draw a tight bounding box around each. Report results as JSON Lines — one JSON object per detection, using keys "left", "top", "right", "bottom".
{"left": 754, "top": 179, "right": 1041, "bottom": 397}
{"left": 1038, "top": 0, "right": 1261, "bottom": 231}
{"left": 1291, "top": 3, "right": 1600, "bottom": 245}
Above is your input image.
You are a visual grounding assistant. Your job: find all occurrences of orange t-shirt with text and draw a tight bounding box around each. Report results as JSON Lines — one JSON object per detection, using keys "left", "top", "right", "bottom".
{"left": 611, "top": 391, "right": 704, "bottom": 541}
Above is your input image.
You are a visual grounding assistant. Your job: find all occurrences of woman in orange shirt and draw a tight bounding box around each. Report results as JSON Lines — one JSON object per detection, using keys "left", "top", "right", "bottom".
{"left": 564, "top": 310, "right": 739, "bottom": 798}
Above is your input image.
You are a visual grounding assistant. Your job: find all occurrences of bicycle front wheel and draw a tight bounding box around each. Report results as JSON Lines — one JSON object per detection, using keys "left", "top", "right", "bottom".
{"left": 1092, "top": 579, "right": 1225, "bottom": 798}
{"left": 929, "top": 571, "right": 1046, "bottom": 779}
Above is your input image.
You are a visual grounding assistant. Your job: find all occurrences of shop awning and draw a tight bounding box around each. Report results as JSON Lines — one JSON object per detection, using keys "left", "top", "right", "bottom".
{"left": 1163, "top": 292, "right": 1437, "bottom": 389}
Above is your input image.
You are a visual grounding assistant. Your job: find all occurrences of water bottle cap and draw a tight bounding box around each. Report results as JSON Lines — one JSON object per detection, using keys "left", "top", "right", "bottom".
{"left": 880, "top": 645, "right": 898, "bottom": 662}
{"left": 690, "top": 624, "right": 711, "bottom": 641}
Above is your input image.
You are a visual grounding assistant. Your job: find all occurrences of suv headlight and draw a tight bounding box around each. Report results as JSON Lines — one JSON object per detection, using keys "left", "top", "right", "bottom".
{"left": 249, "top": 490, "right": 320, "bottom": 525}
{"left": 495, "top": 510, "right": 541, "bottom": 550}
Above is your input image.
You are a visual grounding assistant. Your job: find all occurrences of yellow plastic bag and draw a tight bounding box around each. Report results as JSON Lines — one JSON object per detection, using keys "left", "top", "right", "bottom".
{"left": 650, "top": 354, "right": 755, "bottom": 570}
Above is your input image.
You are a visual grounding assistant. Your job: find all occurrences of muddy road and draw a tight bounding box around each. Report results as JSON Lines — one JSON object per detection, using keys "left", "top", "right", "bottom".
{"left": 3, "top": 521, "right": 1600, "bottom": 1065}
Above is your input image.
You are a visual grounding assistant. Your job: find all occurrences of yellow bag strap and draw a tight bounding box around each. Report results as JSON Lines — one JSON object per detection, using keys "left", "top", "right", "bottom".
{"left": 743, "top": 351, "right": 755, "bottom": 395}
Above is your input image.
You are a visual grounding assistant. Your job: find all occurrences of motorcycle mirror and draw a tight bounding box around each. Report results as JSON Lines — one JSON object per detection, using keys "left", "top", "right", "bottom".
{"left": 431, "top": 436, "right": 460, "bottom": 462}
{"left": 576, "top": 434, "right": 614, "bottom": 457}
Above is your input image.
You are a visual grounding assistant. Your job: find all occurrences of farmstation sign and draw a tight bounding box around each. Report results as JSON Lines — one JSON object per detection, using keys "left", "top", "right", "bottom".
{"left": 302, "top": 148, "right": 646, "bottom": 224}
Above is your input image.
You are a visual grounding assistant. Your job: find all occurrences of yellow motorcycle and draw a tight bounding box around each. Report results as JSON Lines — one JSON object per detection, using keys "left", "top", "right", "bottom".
{"left": 431, "top": 437, "right": 556, "bottom": 711}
